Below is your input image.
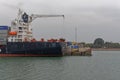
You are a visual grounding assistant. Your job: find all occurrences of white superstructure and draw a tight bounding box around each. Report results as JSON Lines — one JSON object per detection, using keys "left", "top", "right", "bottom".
{"left": 8, "top": 9, "right": 64, "bottom": 42}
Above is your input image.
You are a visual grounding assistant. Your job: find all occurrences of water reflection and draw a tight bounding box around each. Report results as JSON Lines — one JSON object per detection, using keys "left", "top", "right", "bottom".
{"left": 0, "top": 52, "right": 120, "bottom": 80}
{"left": 0, "top": 57, "right": 66, "bottom": 80}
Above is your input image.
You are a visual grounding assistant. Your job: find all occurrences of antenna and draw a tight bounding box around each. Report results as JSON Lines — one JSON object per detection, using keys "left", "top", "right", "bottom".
{"left": 75, "top": 27, "right": 77, "bottom": 42}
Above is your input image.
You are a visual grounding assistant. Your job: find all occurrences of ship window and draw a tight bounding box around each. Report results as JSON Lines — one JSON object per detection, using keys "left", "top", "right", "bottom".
{"left": 18, "top": 35, "right": 22, "bottom": 38}
{"left": 24, "top": 27, "right": 27, "bottom": 29}
{"left": 19, "top": 31, "right": 23, "bottom": 33}
{"left": 19, "top": 27, "right": 22, "bottom": 30}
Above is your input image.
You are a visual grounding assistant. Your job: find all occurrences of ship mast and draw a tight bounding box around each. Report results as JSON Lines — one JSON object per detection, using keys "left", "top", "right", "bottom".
{"left": 8, "top": 9, "right": 64, "bottom": 42}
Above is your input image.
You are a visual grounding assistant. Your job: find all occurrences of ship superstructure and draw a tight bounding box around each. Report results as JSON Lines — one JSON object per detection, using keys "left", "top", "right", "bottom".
{"left": 8, "top": 9, "right": 64, "bottom": 42}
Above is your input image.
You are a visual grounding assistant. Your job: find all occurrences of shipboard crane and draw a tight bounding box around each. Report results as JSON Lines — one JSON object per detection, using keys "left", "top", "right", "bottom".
{"left": 8, "top": 9, "right": 65, "bottom": 42}
{"left": 29, "top": 14, "right": 64, "bottom": 23}
{"left": 17, "top": 9, "right": 64, "bottom": 25}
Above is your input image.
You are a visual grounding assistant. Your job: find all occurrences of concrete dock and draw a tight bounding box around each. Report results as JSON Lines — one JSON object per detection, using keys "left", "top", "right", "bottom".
{"left": 64, "top": 47, "right": 92, "bottom": 56}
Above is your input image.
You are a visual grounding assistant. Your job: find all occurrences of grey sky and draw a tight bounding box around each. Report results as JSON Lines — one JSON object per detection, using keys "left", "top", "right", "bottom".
{"left": 0, "top": 0, "right": 120, "bottom": 43}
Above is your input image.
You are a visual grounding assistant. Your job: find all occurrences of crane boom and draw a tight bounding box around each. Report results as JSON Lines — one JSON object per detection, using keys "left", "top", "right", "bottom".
{"left": 30, "top": 14, "right": 64, "bottom": 22}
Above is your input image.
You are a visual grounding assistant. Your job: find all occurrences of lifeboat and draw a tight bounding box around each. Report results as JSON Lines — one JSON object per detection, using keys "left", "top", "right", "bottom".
{"left": 9, "top": 31, "right": 17, "bottom": 35}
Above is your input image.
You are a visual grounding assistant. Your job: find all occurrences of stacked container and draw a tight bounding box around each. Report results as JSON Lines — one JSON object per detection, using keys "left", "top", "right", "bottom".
{"left": 0, "top": 26, "right": 8, "bottom": 45}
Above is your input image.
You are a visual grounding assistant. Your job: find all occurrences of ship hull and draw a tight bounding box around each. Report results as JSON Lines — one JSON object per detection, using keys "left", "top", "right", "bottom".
{"left": 0, "top": 42, "right": 65, "bottom": 57}
{"left": 0, "top": 54, "right": 62, "bottom": 57}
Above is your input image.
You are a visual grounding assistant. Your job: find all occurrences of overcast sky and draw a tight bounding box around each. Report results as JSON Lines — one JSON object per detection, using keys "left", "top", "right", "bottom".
{"left": 0, "top": 0, "right": 120, "bottom": 43}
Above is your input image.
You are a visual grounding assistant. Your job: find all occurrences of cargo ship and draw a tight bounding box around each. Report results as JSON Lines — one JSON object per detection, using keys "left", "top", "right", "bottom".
{"left": 0, "top": 9, "right": 66, "bottom": 57}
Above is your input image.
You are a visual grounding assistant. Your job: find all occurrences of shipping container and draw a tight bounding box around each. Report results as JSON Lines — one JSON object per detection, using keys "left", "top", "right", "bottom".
{"left": 0, "top": 33, "right": 7, "bottom": 36}
{"left": 0, "top": 38, "right": 7, "bottom": 42}
{"left": 0, "top": 41, "right": 7, "bottom": 45}
{"left": 0, "top": 30, "right": 8, "bottom": 34}
{"left": 0, "top": 26, "right": 8, "bottom": 30}
{"left": 0, "top": 26, "right": 8, "bottom": 45}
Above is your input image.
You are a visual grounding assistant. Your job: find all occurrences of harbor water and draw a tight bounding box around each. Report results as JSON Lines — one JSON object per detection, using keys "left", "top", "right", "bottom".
{"left": 0, "top": 51, "right": 120, "bottom": 80}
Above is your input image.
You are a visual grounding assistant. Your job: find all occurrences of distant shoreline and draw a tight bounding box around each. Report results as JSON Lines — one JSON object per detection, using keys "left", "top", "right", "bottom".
{"left": 92, "top": 48, "right": 120, "bottom": 51}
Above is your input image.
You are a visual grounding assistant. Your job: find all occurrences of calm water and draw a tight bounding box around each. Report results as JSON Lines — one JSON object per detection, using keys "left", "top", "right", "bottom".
{"left": 0, "top": 51, "right": 120, "bottom": 80}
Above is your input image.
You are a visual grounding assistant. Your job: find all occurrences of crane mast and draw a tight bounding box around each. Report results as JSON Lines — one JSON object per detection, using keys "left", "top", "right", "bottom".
{"left": 8, "top": 9, "right": 64, "bottom": 42}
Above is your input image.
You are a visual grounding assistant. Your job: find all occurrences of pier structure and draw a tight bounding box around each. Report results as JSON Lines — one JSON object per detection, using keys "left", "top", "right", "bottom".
{"left": 64, "top": 42, "right": 92, "bottom": 56}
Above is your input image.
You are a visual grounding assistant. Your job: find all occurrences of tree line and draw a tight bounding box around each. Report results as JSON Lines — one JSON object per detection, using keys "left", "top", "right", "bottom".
{"left": 81, "top": 38, "right": 120, "bottom": 48}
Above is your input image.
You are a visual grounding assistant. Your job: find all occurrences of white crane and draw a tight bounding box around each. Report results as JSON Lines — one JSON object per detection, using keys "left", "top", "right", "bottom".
{"left": 30, "top": 14, "right": 64, "bottom": 22}
{"left": 8, "top": 9, "right": 65, "bottom": 42}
